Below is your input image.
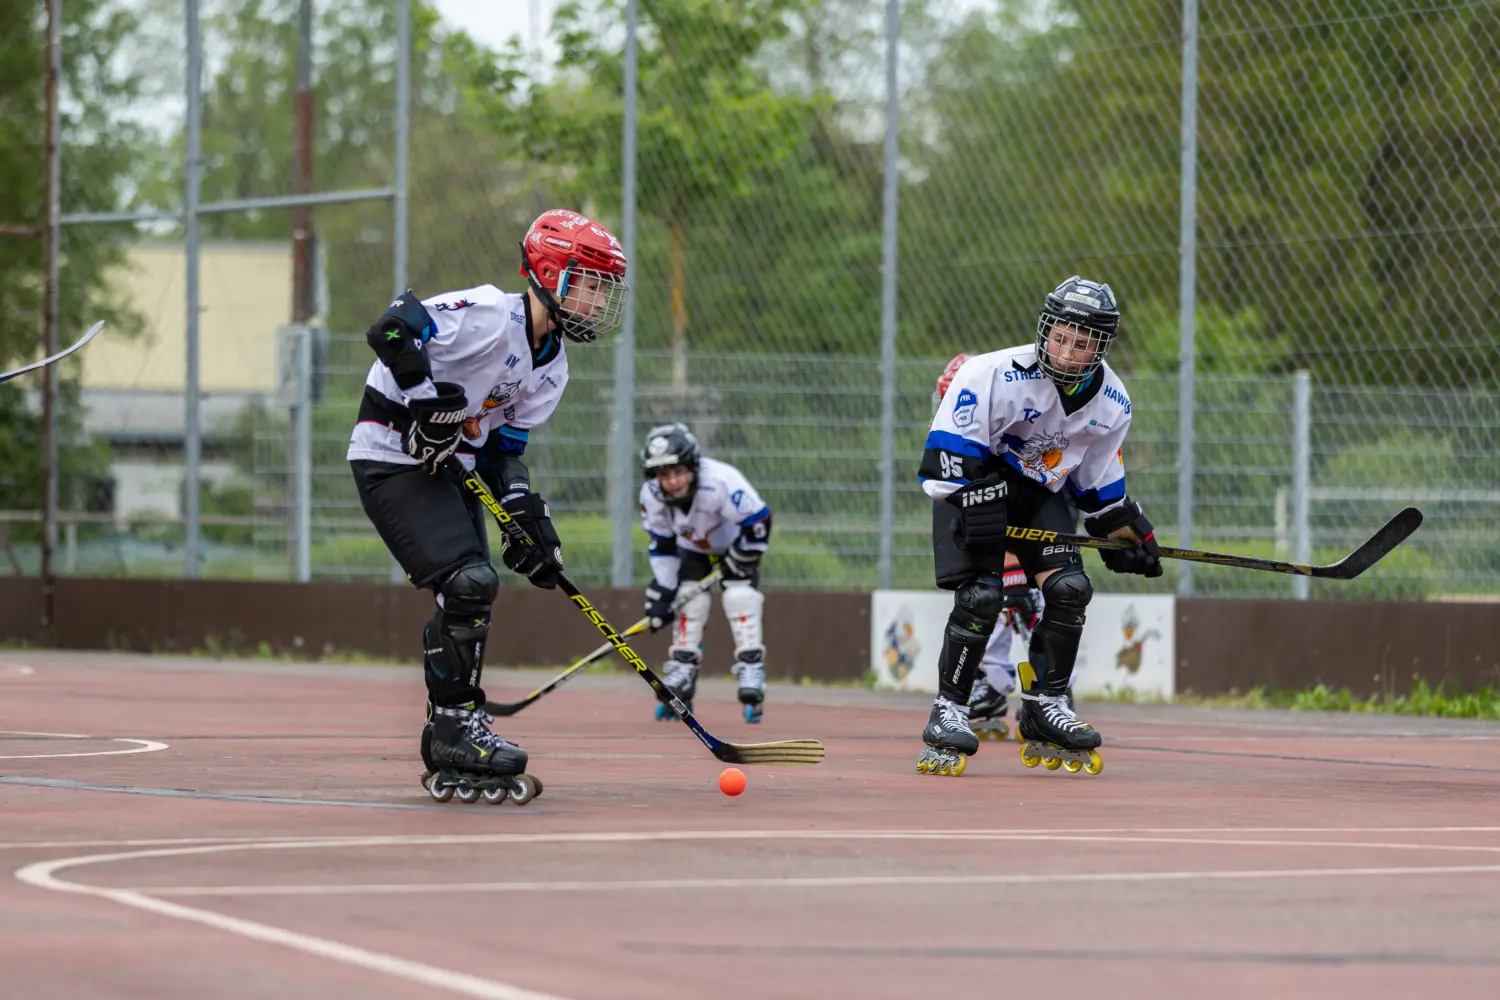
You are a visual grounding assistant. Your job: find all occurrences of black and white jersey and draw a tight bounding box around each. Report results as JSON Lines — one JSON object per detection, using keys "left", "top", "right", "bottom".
{"left": 640, "top": 456, "right": 770, "bottom": 589}
{"left": 346, "top": 284, "right": 568, "bottom": 467}
{"left": 919, "top": 344, "right": 1132, "bottom": 515}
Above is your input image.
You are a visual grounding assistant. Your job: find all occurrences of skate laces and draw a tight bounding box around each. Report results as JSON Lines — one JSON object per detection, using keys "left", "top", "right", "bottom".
{"left": 463, "top": 708, "right": 514, "bottom": 750}
{"left": 936, "top": 697, "right": 974, "bottom": 735}
{"left": 1038, "top": 694, "right": 1088, "bottom": 731}
{"left": 737, "top": 660, "right": 766, "bottom": 690}
{"left": 663, "top": 659, "right": 698, "bottom": 689}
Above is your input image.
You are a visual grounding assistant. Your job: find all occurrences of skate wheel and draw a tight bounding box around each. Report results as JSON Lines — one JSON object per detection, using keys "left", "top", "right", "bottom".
{"left": 482, "top": 785, "right": 508, "bottom": 804}
{"left": 456, "top": 783, "right": 481, "bottom": 804}
{"left": 1083, "top": 750, "right": 1104, "bottom": 775}
{"left": 510, "top": 774, "right": 541, "bottom": 805}
{"left": 419, "top": 769, "right": 434, "bottom": 792}
{"left": 1062, "top": 758, "right": 1084, "bottom": 773}
{"left": 916, "top": 758, "right": 930, "bottom": 774}
{"left": 426, "top": 775, "right": 455, "bottom": 802}
{"left": 950, "top": 754, "right": 968, "bottom": 776}
{"left": 1042, "top": 756, "right": 1063, "bottom": 770}
{"left": 1020, "top": 745, "right": 1041, "bottom": 768}
{"left": 529, "top": 774, "right": 544, "bottom": 796}
{"left": 743, "top": 704, "right": 762, "bottom": 724}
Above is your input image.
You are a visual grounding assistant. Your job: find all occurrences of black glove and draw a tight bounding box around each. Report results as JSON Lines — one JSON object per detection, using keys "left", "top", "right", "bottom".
{"left": 644, "top": 580, "right": 678, "bottom": 632}
{"left": 721, "top": 543, "right": 761, "bottom": 582}
{"left": 403, "top": 382, "right": 467, "bottom": 475}
{"left": 944, "top": 474, "right": 1009, "bottom": 551}
{"left": 1085, "top": 498, "right": 1163, "bottom": 578}
{"left": 497, "top": 491, "right": 564, "bottom": 589}
{"left": 999, "top": 565, "right": 1038, "bottom": 628}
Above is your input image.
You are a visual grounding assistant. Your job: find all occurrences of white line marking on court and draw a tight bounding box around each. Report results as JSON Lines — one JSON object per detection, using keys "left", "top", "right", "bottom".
{"left": 0, "top": 731, "right": 168, "bottom": 760}
{"left": 17, "top": 845, "right": 572, "bottom": 1000}
{"left": 4, "top": 825, "right": 1500, "bottom": 852}
{"left": 1, "top": 665, "right": 36, "bottom": 676}
{"left": 136, "top": 863, "right": 1500, "bottom": 898}
{"left": 16, "top": 828, "right": 1500, "bottom": 1000}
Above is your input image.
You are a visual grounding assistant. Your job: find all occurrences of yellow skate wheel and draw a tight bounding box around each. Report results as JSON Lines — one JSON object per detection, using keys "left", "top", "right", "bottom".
{"left": 1084, "top": 750, "right": 1104, "bottom": 775}
{"left": 1043, "top": 756, "right": 1063, "bottom": 770}
{"left": 951, "top": 754, "right": 968, "bottom": 776}
{"left": 1020, "top": 745, "right": 1041, "bottom": 768}
{"left": 1062, "top": 759, "right": 1084, "bottom": 773}
{"left": 916, "top": 757, "right": 930, "bottom": 774}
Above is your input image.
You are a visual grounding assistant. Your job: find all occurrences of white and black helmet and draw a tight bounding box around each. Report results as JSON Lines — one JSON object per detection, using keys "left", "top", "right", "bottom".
{"left": 1035, "top": 275, "right": 1121, "bottom": 390}
{"left": 640, "top": 422, "right": 701, "bottom": 478}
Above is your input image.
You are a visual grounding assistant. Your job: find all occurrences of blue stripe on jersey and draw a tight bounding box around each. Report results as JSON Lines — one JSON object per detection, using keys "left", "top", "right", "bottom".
{"left": 919, "top": 475, "right": 971, "bottom": 487}
{"left": 646, "top": 529, "right": 675, "bottom": 543}
{"left": 924, "top": 429, "right": 988, "bottom": 458}
{"left": 1069, "top": 476, "right": 1126, "bottom": 507}
{"left": 738, "top": 506, "right": 771, "bottom": 527}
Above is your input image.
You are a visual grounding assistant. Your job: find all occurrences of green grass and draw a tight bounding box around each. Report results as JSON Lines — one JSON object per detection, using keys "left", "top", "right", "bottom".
{"left": 1096, "top": 677, "right": 1500, "bottom": 720}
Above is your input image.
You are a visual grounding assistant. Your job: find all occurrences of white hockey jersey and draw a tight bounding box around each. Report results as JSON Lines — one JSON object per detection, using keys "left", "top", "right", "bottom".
{"left": 346, "top": 284, "right": 568, "bottom": 467}
{"left": 920, "top": 345, "right": 1132, "bottom": 515}
{"left": 640, "top": 456, "right": 770, "bottom": 589}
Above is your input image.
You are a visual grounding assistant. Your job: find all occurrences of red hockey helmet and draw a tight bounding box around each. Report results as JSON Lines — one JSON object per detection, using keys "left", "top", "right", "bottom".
{"left": 933, "top": 353, "right": 971, "bottom": 409}
{"left": 519, "top": 209, "right": 630, "bottom": 343}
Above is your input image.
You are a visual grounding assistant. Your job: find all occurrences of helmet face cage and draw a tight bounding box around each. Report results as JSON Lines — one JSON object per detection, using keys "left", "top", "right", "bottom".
{"left": 554, "top": 264, "right": 629, "bottom": 344}
{"left": 1035, "top": 277, "right": 1119, "bottom": 390}
{"left": 640, "top": 423, "right": 700, "bottom": 479}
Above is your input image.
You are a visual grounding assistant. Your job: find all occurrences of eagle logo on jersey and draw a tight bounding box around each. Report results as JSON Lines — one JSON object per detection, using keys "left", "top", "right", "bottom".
{"left": 1017, "top": 430, "right": 1070, "bottom": 482}
{"left": 462, "top": 378, "right": 524, "bottom": 440}
{"left": 433, "top": 298, "right": 476, "bottom": 312}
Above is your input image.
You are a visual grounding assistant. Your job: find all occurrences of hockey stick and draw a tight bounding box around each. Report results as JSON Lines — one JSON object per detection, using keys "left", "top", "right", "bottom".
{"left": 1003, "top": 506, "right": 1423, "bottom": 580}
{"left": 457, "top": 465, "right": 824, "bottom": 766}
{"left": 483, "top": 569, "right": 723, "bottom": 717}
{"left": 0, "top": 321, "right": 104, "bottom": 385}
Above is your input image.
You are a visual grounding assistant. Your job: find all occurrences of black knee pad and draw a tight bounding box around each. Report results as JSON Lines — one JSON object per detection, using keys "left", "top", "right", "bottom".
{"left": 1040, "top": 566, "right": 1092, "bottom": 624}
{"left": 670, "top": 648, "right": 701, "bottom": 666}
{"left": 950, "top": 573, "right": 1004, "bottom": 637}
{"left": 1027, "top": 567, "right": 1093, "bottom": 696}
{"left": 439, "top": 560, "right": 499, "bottom": 617}
{"left": 428, "top": 560, "right": 499, "bottom": 706}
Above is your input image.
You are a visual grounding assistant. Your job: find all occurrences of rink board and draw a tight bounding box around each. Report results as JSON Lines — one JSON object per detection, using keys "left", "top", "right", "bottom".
{"left": 869, "top": 590, "right": 1175, "bottom": 699}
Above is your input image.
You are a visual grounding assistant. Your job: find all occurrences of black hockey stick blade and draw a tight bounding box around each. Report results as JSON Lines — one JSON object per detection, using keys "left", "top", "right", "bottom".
{"left": 1003, "top": 506, "right": 1423, "bottom": 580}
{"left": 1305, "top": 506, "right": 1423, "bottom": 580}
{"left": 0, "top": 321, "right": 104, "bottom": 385}
{"left": 458, "top": 467, "right": 825, "bottom": 765}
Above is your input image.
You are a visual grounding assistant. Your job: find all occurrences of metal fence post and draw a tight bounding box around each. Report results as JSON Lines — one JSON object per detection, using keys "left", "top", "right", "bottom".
{"left": 1291, "top": 370, "right": 1311, "bottom": 600}
{"left": 293, "top": 327, "right": 313, "bottom": 582}
{"left": 610, "top": 0, "right": 640, "bottom": 588}
{"left": 1174, "top": 0, "right": 1199, "bottom": 597}
{"left": 876, "top": 0, "right": 900, "bottom": 589}
{"left": 184, "top": 0, "right": 203, "bottom": 578}
{"left": 389, "top": 0, "right": 411, "bottom": 585}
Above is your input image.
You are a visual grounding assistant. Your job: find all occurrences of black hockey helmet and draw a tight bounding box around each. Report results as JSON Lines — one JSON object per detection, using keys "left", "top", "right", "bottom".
{"left": 640, "top": 422, "right": 701, "bottom": 478}
{"left": 1035, "top": 275, "right": 1120, "bottom": 390}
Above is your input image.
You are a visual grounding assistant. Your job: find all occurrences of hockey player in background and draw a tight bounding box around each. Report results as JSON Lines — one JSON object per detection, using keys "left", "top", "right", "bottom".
{"left": 933, "top": 355, "right": 1069, "bottom": 741}
{"left": 639, "top": 423, "right": 774, "bottom": 723}
{"left": 347, "top": 209, "right": 628, "bottom": 802}
{"left": 916, "top": 277, "right": 1162, "bottom": 777}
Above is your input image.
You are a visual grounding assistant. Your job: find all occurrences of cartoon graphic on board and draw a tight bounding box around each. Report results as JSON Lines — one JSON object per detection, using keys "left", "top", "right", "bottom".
{"left": 1115, "top": 603, "right": 1161, "bottom": 675}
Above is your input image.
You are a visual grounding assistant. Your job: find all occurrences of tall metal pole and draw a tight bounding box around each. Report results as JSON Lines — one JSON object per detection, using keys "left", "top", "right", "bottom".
{"left": 41, "top": 0, "right": 61, "bottom": 620}
{"left": 184, "top": 0, "right": 204, "bottom": 578}
{"left": 1291, "top": 371, "right": 1311, "bottom": 600}
{"left": 1174, "top": 0, "right": 1200, "bottom": 597}
{"left": 389, "top": 0, "right": 411, "bottom": 585}
{"left": 292, "top": 0, "right": 315, "bottom": 323}
{"left": 610, "top": 0, "right": 639, "bottom": 588}
{"left": 876, "top": 0, "right": 900, "bottom": 589}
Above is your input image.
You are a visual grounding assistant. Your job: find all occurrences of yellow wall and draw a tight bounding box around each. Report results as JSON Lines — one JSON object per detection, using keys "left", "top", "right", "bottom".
{"left": 83, "top": 241, "right": 293, "bottom": 392}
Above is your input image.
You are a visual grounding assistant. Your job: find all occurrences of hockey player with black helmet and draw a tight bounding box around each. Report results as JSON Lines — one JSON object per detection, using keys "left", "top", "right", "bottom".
{"left": 639, "top": 422, "right": 774, "bottom": 723}
{"left": 347, "top": 209, "right": 629, "bottom": 803}
{"left": 916, "top": 276, "right": 1161, "bottom": 777}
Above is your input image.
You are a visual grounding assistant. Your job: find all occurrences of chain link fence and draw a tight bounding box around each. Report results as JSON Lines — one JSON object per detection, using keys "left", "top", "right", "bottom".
{"left": 2, "top": 0, "right": 1496, "bottom": 600}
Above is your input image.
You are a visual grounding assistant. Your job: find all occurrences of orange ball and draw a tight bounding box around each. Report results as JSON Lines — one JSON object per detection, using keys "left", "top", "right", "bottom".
{"left": 718, "top": 767, "right": 747, "bottom": 796}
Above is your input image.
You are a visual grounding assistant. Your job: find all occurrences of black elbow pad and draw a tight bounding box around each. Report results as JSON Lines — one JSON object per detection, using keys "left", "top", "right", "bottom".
{"left": 366, "top": 290, "right": 435, "bottom": 390}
